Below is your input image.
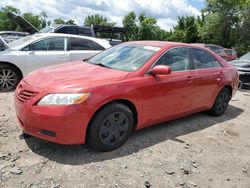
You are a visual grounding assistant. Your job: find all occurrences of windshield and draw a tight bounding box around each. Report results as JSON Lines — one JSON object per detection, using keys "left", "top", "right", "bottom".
{"left": 88, "top": 44, "right": 160, "bottom": 72}
{"left": 239, "top": 52, "right": 250, "bottom": 61}
{"left": 40, "top": 26, "right": 56, "bottom": 33}
{"left": 7, "top": 35, "right": 41, "bottom": 49}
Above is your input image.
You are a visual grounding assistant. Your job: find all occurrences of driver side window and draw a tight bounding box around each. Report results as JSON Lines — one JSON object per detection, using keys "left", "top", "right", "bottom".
{"left": 154, "top": 47, "right": 189, "bottom": 72}
{"left": 31, "top": 37, "right": 65, "bottom": 51}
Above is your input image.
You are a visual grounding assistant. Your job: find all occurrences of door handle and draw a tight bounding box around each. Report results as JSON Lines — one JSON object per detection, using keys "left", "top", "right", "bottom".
{"left": 187, "top": 75, "right": 192, "bottom": 84}
{"left": 216, "top": 71, "right": 224, "bottom": 81}
{"left": 219, "top": 71, "right": 224, "bottom": 78}
{"left": 59, "top": 55, "right": 68, "bottom": 58}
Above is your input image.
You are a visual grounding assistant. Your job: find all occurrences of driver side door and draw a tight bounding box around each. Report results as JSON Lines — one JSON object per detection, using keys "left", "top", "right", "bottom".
{"left": 137, "top": 47, "right": 195, "bottom": 127}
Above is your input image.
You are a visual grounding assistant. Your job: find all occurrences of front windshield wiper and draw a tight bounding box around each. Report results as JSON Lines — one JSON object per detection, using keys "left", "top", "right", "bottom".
{"left": 94, "top": 63, "right": 112, "bottom": 69}
{"left": 82, "top": 58, "right": 90, "bottom": 62}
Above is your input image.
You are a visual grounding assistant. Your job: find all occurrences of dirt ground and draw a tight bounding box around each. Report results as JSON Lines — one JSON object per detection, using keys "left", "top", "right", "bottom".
{"left": 0, "top": 89, "right": 250, "bottom": 188}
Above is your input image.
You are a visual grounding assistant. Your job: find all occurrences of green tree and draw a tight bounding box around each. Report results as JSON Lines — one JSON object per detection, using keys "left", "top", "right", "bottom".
{"left": 22, "top": 12, "right": 44, "bottom": 30}
{"left": 40, "top": 11, "right": 48, "bottom": 28}
{"left": 84, "top": 14, "right": 114, "bottom": 26}
{"left": 122, "top": 12, "right": 138, "bottom": 40}
{"left": 0, "top": 6, "right": 20, "bottom": 30}
{"left": 122, "top": 11, "right": 170, "bottom": 41}
{"left": 53, "top": 18, "right": 75, "bottom": 25}
{"left": 200, "top": 0, "right": 250, "bottom": 53}
{"left": 171, "top": 16, "right": 200, "bottom": 43}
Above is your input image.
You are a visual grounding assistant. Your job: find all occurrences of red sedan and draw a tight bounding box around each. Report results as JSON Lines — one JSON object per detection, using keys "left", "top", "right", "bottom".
{"left": 14, "top": 41, "right": 239, "bottom": 151}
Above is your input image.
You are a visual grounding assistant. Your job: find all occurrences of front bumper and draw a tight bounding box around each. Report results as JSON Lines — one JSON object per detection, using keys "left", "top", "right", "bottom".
{"left": 238, "top": 71, "right": 250, "bottom": 83}
{"left": 14, "top": 81, "right": 93, "bottom": 145}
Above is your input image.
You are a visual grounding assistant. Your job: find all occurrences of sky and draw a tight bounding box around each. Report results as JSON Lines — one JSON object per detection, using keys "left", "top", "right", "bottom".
{"left": 0, "top": 0, "right": 205, "bottom": 31}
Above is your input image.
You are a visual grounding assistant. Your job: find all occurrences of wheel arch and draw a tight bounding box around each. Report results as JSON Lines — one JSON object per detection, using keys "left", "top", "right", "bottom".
{"left": 0, "top": 61, "right": 23, "bottom": 79}
{"left": 86, "top": 98, "right": 139, "bottom": 139}
{"left": 224, "top": 85, "right": 233, "bottom": 98}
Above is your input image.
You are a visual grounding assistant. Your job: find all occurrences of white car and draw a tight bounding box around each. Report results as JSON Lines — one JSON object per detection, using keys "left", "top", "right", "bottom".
{"left": 0, "top": 33, "right": 111, "bottom": 91}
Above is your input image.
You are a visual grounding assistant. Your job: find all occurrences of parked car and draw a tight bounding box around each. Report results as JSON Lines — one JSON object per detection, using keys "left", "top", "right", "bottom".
{"left": 0, "top": 33, "right": 111, "bottom": 91}
{"left": 0, "top": 31, "right": 28, "bottom": 43}
{"left": 7, "top": 12, "right": 127, "bottom": 46}
{"left": 14, "top": 41, "right": 239, "bottom": 151}
{"left": 230, "top": 52, "right": 250, "bottom": 88}
{"left": 224, "top": 48, "right": 237, "bottom": 61}
{"left": 192, "top": 44, "right": 228, "bottom": 61}
{"left": 40, "top": 24, "right": 96, "bottom": 37}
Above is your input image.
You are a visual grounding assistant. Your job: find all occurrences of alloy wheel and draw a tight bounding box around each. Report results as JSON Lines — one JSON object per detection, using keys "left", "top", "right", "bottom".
{"left": 0, "top": 69, "right": 18, "bottom": 91}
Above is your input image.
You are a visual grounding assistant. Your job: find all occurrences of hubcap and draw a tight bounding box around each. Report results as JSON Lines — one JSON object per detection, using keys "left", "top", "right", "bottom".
{"left": 0, "top": 69, "right": 17, "bottom": 91}
{"left": 99, "top": 112, "right": 129, "bottom": 146}
{"left": 217, "top": 91, "right": 229, "bottom": 113}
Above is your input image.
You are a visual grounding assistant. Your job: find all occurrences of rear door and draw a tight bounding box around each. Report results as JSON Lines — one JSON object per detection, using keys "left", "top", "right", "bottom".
{"left": 190, "top": 48, "right": 224, "bottom": 109}
{"left": 68, "top": 37, "right": 103, "bottom": 61}
{"left": 26, "top": 37, "right": 70, "bottom": 73}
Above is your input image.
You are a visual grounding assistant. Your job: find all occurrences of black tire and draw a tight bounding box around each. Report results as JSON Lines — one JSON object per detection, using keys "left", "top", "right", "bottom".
{"left": 0, "top": 64, "right": 22, "bottom": 92}
{"left": 22, "top": 132, "right": 32, "bottom": 139}
{"left": 87, "top": 102, "right": 133, "bottom": 152}
{"left": 210, "top": 88, "right": 231, "bottom": 116}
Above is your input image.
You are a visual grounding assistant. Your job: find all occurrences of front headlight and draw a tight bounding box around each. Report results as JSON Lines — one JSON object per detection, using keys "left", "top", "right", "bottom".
{"left": 37, "top": 93, "right": 90, "bottom": 106}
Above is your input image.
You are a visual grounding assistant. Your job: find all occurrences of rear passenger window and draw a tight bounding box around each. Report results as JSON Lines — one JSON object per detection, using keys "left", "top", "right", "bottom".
{"left": 69, "top": 38, "right": 93, "bottom": 50}
{"left": 69, "top": 38, "right": 104, "bottom": 50}
{"left": 90, "top": 41, "right": 105, "bottom": 50}
{"left": 192, "top": 48, "right": 221, "bottom": 69}
{"left": 154, "top": 47, "right": 189, "bottom": 72}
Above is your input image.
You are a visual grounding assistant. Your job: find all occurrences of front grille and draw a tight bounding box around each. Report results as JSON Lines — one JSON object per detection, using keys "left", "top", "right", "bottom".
{"left": 17, "top": 89, "right": 38, "bottom": 103}
{"left": 239, "top": 75, "right": 250, "bottom": 83}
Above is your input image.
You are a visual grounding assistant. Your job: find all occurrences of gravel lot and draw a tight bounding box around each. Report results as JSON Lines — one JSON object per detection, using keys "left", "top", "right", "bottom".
{"left": 0, "top": 90, "right": 250, "bottom": 188}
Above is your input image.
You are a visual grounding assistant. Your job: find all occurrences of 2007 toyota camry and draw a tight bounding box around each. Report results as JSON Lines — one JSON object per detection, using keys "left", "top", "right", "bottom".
{"left": 14, "top": 41, "right": 239, "bottom": 151}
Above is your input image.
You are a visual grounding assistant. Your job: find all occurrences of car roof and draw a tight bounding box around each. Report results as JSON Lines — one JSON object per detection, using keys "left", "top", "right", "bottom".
{"left": 127, "top": 41, "right": 189, "bottom": 47}
{"left": 34, "top": 33, "right": 110, "bottom": 48}
{"left": 190, "top": 43, "right": 224, "bottom": 48}
{"left": 127, "top": 41, "right": 213, "bottom": 50}
{"left": 7, "top": 33, "right": 111, "bottom": 50}
{"left": 33, "top": 33, "right": 97, "bottom": 40}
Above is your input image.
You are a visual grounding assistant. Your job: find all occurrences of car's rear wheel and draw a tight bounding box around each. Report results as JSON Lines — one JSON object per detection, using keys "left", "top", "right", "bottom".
{"left": 0, "top": 64, "right": 22, "bottom": 92}
{"left": 87, "top": 102, "right": 133, "bottom": 152}
{"left": 210, "top": 87, "right": 231, "bottom": 116}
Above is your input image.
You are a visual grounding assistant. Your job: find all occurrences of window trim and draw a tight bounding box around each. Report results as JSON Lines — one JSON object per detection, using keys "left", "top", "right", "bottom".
{"left": 146, "top": 46, "right": 192, "bottom": 75}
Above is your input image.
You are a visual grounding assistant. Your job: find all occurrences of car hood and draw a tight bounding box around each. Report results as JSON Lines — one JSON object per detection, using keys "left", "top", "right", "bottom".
{"left": 231, "top": 60, "right": 250, "bottom": 68}
{"left": 24, "top": 61, "right": 130, "bottom": 92}
{"left": 7, "top": 12, "right": 39, "bottom": 34}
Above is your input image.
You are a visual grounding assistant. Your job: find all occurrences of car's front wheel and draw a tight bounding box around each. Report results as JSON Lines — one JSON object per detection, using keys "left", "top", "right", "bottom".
{"left": 87, "top": 102, "right": 133, "bottom": 152}
{"left": 0, "top": 64, "right": 22, "bottom": 92}
{"left": 210, "top": 87, "right": 231, "bottom": 116}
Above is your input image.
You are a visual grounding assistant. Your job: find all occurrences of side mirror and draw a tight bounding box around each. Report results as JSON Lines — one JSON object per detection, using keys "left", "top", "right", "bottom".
{"left": 150, "top": 65, "right": 171, "bottom": 76}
